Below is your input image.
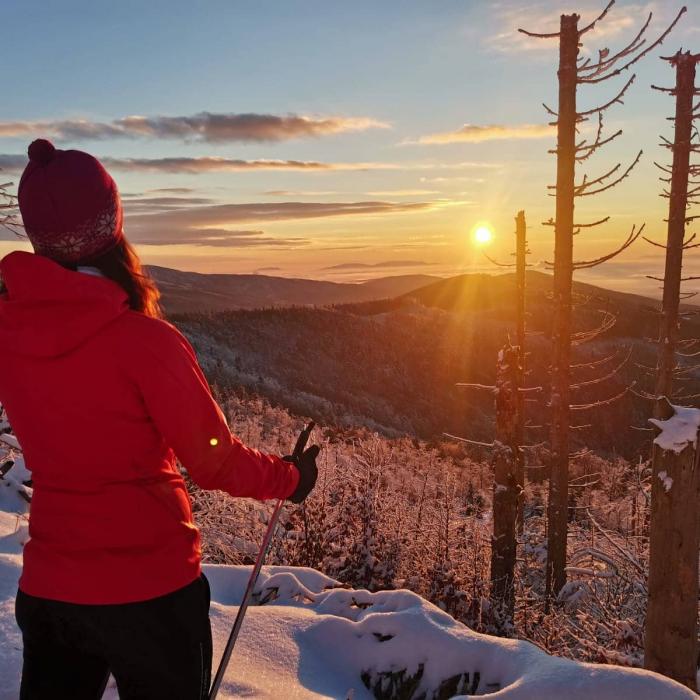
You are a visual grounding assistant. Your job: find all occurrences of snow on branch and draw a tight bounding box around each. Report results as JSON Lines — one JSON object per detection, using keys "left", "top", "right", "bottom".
{"left": 569, "top": 346, "right": 632, "bottom": 390}
{"left": 0, "top": 181, "right": 21, "bottom": 237}
{"left": 630, "top": 384, "right": 658, "bottom": 401}
{"left": 578, "top": 7, "right": 687, "bottom": 85}
{"left": 578, "top": 0, "right": 615, "bottom": 37}
{"left": 575, "top": 116, "right": 623, "bottom": 162}
{"left": 442, "top": 432, "right": 494, "bottom": 448}
{"left": 571, "top": 310, "right": 617, "bottom": 345}
{"left": 673, "top": 362, "right": 700, "bottom": 376}
{"left": 572, "top": 224, "right": 644, "bottom": 269}
{"left": 0, "top": 433, "right": 21, "bottom": 451}
{"left": 571, "top": 385, "right": 628, "bottom": 410}
{"left": 577, "top": 74, "right": 636, "bottom": 118}
{"left": 579, "top": 13, "right": 650, "bottom": 78}
{"left": 517, "top": 27, "right": 562, "bottom": 40}
{"left": 571, "top": 348, "right": 627, "bottom": 371}
{"left": 575, "top": 150, "right": 643, "bottom": 197}
{"left": 586, "top": 510, "right": 647, "bottom": 577}
{"left": 455, "top": 383, "right": 496, "bottom": 393}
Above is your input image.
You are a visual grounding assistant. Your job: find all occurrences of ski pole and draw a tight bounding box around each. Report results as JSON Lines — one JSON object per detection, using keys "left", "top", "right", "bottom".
{"left": 209, "top": 421, "right": 315, "bottom": 699}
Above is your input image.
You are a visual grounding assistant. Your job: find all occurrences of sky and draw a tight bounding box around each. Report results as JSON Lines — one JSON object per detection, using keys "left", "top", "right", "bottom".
{"left": 1, "top": 0, "right": 699, "bottom": 296}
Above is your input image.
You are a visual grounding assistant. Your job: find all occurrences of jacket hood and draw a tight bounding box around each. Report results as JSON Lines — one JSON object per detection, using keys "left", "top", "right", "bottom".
{"left": 0, "top": 251, "right": 129, "bottom": 357}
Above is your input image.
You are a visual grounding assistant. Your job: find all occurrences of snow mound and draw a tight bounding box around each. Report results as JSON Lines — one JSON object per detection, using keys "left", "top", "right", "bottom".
{"left": 0, "top": 489, "right": 694, "bottom": 697}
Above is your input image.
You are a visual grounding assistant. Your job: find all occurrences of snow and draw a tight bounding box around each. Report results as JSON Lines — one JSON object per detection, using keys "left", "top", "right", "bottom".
{"left": 649, "top": 403, "right": 700, "bottom": 454}
{"left": 0, "top": 495, "right": 695, "bottom": 698}
{"left": 0, "top": 433, "right": 21, "bottom": 451}
{"left": 0, "top": 434, "right": 695, "bottom": 699}
{"left": 658, "top": 471, "right": 674, "bottom": 493}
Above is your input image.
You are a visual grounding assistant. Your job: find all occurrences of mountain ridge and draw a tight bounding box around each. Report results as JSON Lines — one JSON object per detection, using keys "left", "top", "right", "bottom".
{"left": 146, "top": 265, "right": 439, "bottom": 314}
{"left": 148, "top": 264, "right": 697, "bottom": 316}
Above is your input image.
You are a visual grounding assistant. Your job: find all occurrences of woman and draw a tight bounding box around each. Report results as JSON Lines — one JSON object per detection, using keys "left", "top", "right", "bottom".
{"left": 0, "top": 139, "right": 319, "bottom": 699}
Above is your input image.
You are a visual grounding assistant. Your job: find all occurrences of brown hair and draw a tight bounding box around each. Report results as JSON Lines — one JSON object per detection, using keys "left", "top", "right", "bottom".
{"left": 76, "top": 237, "right": 162, "bottom": 318}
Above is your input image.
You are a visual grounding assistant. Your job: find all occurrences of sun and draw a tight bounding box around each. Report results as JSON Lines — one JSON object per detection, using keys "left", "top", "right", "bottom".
{"left": 473, "top": 225, "right": 494, "bottom": 246}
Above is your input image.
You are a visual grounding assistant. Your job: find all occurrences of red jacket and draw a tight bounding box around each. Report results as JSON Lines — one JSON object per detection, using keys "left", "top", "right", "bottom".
{"left": 0, "top": 251, "right": 299, "bottom": 604}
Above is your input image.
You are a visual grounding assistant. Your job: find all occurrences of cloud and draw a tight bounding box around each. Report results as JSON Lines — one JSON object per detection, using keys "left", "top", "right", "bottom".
{"left": 254, "top": 266, "right": 283, "bottom": 273}
{"left": 127, "top": 200, "right": 435, "bottom": 229}
{"left": 125, "top": 199, "right": 436, "bottom": 247}
{"left": 0, "top": 154, "right": 338, "bottom": 173}
{"left": 0, "top": 153, "right": 502, "bottom": 176}
{"left": 323, "top": 260, "right": 431, "bottom": 271}
{"left": 102, "top": 157, "right": 505, "bottom": 174}
{"left": 420, "top": 175, "right": 486, "bottom": 183}
{"left": 486, "top": 2, "right": 660, "bottom": 55}
{"left": 0, "top": 155, "right": 26, "bottom": 172}
{"left": 366, "top": 189, "right": 440, "bottom": 196}
{"left": 413, "top": 123, "right": 554, "bottom": 145}
{"left": 136, "top": 228, "right": 308, "bottom": 248}
{"left": 102, "top": 156, "right": 338, "bottom": 173}
{"left": 261, "top": 190, "right": 342, "bottom": 196}
{"left": 122, "top": 196, "right": 216, "bottom": 212}
{"left": 146, "top": 187, "right": 197, "bottom": 194}
{"left": 0, "top": 112, "right": 389, "bottom": 143}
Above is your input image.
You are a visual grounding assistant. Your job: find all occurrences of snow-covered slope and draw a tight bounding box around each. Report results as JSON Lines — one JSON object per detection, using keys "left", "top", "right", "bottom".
{"left": 0, "top": 473, "right": 694, "bottom": 700}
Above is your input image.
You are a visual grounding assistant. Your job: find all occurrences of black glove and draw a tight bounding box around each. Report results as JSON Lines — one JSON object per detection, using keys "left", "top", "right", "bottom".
{"left": 284, "top": 445, "right": 320, "bottom": 504}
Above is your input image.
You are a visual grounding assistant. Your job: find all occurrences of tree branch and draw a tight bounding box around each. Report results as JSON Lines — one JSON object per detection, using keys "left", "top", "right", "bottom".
{"left": 573, "top": 224, "right": 644, "bottom": 269}
{"left": 579, "top": 7, "right": 687, "bottom": 84}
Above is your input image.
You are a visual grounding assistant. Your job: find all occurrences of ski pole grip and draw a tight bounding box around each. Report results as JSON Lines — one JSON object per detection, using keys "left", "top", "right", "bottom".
{"left": 292, "top": 421, "right": 315, "bottom": 460}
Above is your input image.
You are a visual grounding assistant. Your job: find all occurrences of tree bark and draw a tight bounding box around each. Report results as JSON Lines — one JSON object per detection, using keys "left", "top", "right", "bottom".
{"left": 491, "top": 344, "right": 519, "bottom": 620}
{"left": 546, "top": 14, "right": 578, "bottom": 601}
{"left": 654, "top": 53, "right": 695, "bottom": 405}
{"left": 515, "top": 210, "right": 527, "bottom": 534}
{"left": 645, "top": 430, "right": 700, "bottom": 691}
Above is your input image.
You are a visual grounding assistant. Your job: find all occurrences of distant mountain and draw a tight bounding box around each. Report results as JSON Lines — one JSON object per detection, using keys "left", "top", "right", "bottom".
{"left": 146, "top": 265, "right": 438, "bottom": 314}
{"left": 402, "top": 270, "right": 675, "bottom": 310}
{"left": 399, "top": 270, "right": 698, "bottom": 338}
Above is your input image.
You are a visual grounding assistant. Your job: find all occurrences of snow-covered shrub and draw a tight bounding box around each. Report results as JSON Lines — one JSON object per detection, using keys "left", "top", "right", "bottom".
{"left": 178, "top": 392, "right": 695, "bottom": 677}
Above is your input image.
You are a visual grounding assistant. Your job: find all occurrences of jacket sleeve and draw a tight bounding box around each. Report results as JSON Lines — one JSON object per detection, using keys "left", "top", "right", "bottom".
{"left": 130, "top": 318, "right": 299, "bottom": 501}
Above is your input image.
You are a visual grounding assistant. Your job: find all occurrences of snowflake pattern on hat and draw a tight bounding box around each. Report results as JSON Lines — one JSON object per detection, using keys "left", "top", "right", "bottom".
{"left": 29, "top": 188, "right": 123, "bottom": 263}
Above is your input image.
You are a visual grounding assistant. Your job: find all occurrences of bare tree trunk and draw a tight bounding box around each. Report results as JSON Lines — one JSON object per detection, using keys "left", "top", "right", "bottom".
{"left": 515, "top": 210, "right": 527, "bottom": 534}
{"left": 654, "top": 54, "right": 695, "bottom": 405}
{"left": 546, "top": 14, "right": 578, "bottom": 601}
{"left": 490, "top": 344, "right": 519, "bottom": 620}
{"left": 645, "top": 51, "right": 700, "bottom": 692}
{"left": 645, "top": 426, "right": 700, "bottom": 691}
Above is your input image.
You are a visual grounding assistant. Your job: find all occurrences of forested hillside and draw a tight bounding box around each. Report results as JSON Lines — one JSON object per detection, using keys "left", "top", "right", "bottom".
{"left": 172, "top": 271, "right": 699, "bottom": 459}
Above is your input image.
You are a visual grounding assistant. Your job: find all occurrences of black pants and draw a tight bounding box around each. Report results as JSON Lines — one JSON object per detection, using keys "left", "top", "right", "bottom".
{"left": 15, "top": 574, "right": 212, "bottom": 700}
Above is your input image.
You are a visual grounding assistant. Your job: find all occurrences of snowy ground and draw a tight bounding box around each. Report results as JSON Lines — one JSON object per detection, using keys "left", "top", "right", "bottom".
{"left": 0, "top": 476, "right": 696, "bottom": 698}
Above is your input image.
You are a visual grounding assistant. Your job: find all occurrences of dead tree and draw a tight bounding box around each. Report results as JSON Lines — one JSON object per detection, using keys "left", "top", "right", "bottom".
{"left": 489, "top": 344, "right": 520, "bottom": 620}
{"left": 520, "top": 2, "right": 685, "bottom": 600}
{"left": 448, "top": 341, "right": 530, "bottom": 623}
{"left": 644, "top": 51, "right": 700, "bottom": 692}
{"left": 485, "top": 211, "right": 530, "bottom": 532}
{"left": 447, "top": 212, "right": 534, "bottom": 621}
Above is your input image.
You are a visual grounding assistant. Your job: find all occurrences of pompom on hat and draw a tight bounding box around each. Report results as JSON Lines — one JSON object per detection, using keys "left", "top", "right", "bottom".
{"left": 18, "top": 139, "right": 123, "bottom": 264}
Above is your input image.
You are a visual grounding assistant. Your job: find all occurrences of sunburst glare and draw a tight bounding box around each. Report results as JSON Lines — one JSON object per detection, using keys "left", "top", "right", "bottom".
{"left": 473, "top": 225, "right": 494, "bottom": 246}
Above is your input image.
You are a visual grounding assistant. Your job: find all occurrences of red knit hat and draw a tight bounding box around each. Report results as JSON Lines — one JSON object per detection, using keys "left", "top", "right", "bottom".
{"left": 18, "top": 139, "right": 123, "bottom": 264}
